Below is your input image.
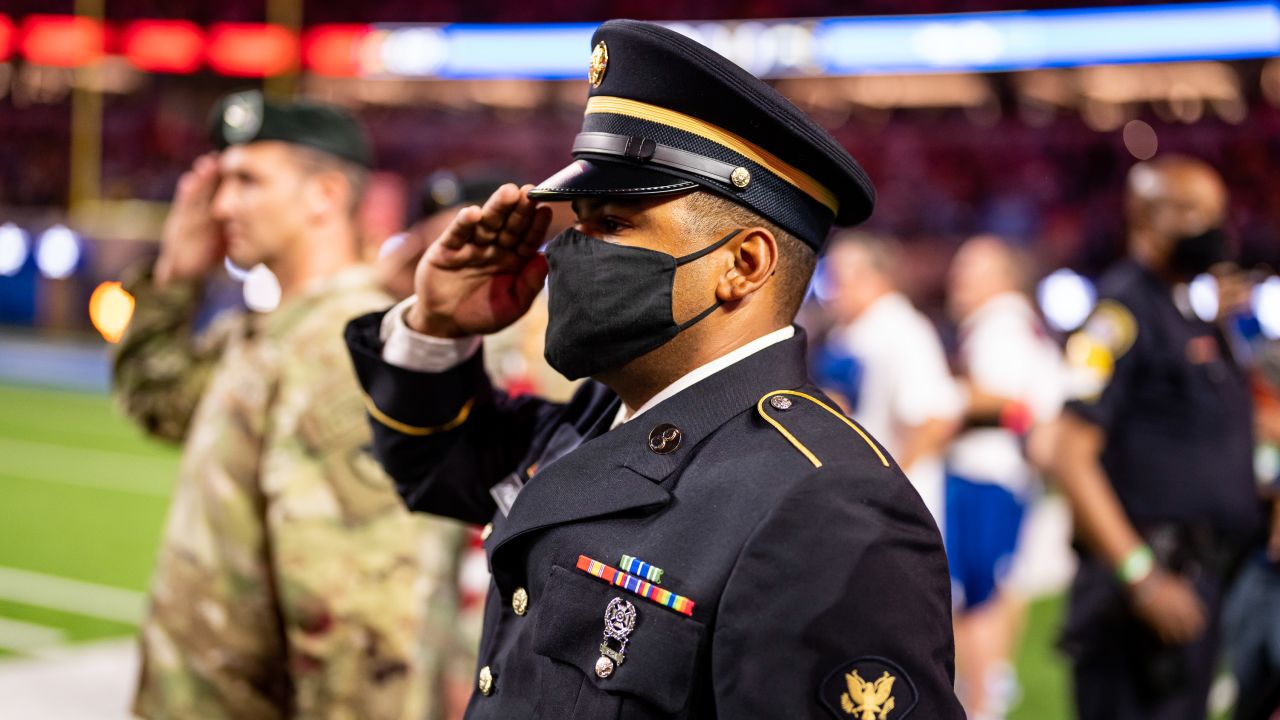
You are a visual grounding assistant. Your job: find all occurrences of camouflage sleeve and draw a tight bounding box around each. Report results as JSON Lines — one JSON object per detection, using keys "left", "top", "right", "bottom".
{"left": 263, "top": 321, "right": 471, "bottom": 720}
{"left": 112, "top": 262, "right": 236, "bottom": 443}
{"left": 132, "top": 351, "right": 289, "bottom": 720}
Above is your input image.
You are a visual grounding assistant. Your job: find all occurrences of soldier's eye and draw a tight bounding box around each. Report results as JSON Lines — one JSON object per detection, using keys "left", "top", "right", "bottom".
{"left": 601, "top": 217, "right": 629, "bottom": 234}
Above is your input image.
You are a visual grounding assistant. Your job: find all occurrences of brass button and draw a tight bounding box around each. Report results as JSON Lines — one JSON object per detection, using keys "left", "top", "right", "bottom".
{"left": 647, "top": 424, "right": 682, "bottom": 455}
{"left": 730, "top": 166, "right": 751, "bottom": 188}
{"left": 769, "top": 395, "right": 793, "bottom": 411}
{"left": 512, "top": 587, "right": 529, "bottom": 616}
{"left": 480, "top": 522, "right": 493, "bottom": 541}
{"left": 477, "top": 665, "right": 494, "bottom": 696}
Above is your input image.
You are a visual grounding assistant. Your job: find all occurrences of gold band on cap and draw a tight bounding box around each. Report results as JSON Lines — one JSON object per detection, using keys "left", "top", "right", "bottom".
{"left": 585, "top": 95, "right": 839, "bottom": 214}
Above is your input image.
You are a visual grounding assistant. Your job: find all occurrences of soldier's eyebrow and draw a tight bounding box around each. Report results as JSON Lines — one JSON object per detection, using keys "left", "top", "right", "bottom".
{"left": 571, "top": 198, "right": 607, "bottom": 220}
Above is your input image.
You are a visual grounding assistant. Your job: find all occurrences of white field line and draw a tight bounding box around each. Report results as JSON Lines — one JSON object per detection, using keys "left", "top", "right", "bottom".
{"left": 0, "top": 567, "right": 145, "bottom": 625}
{"left": 0, "top": 640, "right": 138, "bottom": 720}
{"left": 0, "top": 617, "right": 65, "bottom": 654}
{"left": 0, "top": 436, "right": 174, "bottom": 497}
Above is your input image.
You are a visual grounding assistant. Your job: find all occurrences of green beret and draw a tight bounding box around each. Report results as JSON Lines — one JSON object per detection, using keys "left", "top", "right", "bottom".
{"left": 209, "top": 90, "right": 373, "bottom": 168}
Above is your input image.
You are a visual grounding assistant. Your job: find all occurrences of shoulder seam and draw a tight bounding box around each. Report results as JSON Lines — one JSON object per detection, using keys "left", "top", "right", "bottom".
{"left": 756, "top": 390, "right": 890, "bottom": 469}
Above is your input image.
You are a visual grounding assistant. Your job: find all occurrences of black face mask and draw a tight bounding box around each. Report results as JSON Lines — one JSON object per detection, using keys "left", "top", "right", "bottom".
{"left": 543, "top": 227, "right": 741, "bottom": 380}
{"left": 1169, "top": 226, "right": 1230, "bottom": 278}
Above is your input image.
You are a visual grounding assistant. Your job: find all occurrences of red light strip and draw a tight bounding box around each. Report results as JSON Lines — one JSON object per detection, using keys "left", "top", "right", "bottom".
{"left": 122, "top": 20, "right": 204, "bottom": 74}
{"left": 20, "top": 14, "right": 106, "bottom": 68}
{"left": 0, "top": 15, "right": 15, "bottom": 62}
{"left": 207, "top": 22, "right": 300, "bottom": 77}
{"left": 2, "top": 14, "right": 367, "bottom": 77}
{"left": 303, "top": 24, "right": 368, "bottom": 77}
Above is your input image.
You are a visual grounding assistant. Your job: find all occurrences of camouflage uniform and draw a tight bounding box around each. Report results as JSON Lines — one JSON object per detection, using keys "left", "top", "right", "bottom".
{"left": 115, "top": 264, "right": 471, "bottom": 720}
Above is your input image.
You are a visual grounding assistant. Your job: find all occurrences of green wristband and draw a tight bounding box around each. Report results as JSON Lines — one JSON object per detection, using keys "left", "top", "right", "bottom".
{"left": 1117, "top": 545, "right": 1155, "bottom": 585}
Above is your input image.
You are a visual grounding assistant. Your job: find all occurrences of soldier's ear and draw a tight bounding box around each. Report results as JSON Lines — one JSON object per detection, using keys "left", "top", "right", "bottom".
{"left": 305, "top": 169, "right": 348, "bottom": 219}
{"left": 715, "top": 226, "right": 777, "bottom": 303}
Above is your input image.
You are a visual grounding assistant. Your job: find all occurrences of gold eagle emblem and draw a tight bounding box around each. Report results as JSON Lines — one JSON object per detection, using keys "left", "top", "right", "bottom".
{"left": 588, "top": 41, "right": 609, "bottom": 87}
{"left": 840, "top": 670, "right": 896, "bottom": 719}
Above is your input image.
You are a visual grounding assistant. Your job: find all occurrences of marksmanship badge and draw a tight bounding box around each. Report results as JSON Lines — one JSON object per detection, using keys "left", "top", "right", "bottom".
{"left": 595, "top": 596, "right": 635, "bottom": 679}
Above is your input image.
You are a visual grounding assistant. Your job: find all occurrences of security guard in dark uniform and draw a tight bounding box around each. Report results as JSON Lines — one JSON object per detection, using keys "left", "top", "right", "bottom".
{"left": 1053, "top": 155, "right": 1268, "bottom": 719}
{"left": 345, "top": 20, "right": 963, "bottom": 719}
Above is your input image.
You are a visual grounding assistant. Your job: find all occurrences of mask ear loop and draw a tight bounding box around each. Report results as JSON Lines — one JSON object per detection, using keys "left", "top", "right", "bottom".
{"left": 674, "top": 228, "right": 742, "bottom": 266}
{"left": 673, "top": 228, "right": 744, "bottom": 330}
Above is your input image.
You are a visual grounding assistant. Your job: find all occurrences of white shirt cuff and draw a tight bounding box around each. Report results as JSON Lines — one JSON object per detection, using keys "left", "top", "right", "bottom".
{"left": 379, "top": 296, "right": 481, "bottom": 372}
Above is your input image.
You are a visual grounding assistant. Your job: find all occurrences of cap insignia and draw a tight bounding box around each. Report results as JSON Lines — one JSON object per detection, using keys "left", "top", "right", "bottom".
{"left": 588, "top": 41, "right": 609, "bottom": 88}
{"left": 222, "top": 91, "right": 263, "bottom": 145}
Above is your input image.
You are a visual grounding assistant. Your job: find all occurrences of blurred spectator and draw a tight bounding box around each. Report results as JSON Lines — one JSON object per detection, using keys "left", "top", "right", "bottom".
{"left": 1223, "top": 337, "right": 1280, "bottom": 720}
{"left": 814, "top": 231, "right": 963, "bottom": 526}
{"left": 1052, "top": 155, "right": 1268, "bottom": 719}
{"left": 944, "top": 235, "right": 1065, "bottom": 719}
{"left": 112, "top": 95, "right": 469, "bottom": 720}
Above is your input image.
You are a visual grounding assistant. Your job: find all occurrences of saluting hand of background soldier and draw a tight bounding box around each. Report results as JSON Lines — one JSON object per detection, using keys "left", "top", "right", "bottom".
{"left": 155, "top": 153, "right": 225, "bottom": 289}
{"left": 407, "top": 183, "right": 551, "bottom": 338}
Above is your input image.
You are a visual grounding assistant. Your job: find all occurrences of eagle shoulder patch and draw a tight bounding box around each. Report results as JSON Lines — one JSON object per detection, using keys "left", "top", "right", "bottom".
{"left": 819, "top": 656, "right": 917, "bottom": 719}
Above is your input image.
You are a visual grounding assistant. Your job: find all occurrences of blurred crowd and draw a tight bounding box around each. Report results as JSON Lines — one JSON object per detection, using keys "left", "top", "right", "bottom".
{"left": 1, "top": 0, "right": 1224, "bottom": 24}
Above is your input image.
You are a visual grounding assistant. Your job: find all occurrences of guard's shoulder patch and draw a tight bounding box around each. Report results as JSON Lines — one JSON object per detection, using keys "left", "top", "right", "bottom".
{"left": 820, "top": 656, "right": 917, "bottom": 719}
{"left": 1064, "top": 299, "right": 1138, "bottom": 401}
{"left": 1078, "top": 299, "right": 1138, "bottom": 357}
{"left": 757, "top": 390, "right": 890, "bottom": 469}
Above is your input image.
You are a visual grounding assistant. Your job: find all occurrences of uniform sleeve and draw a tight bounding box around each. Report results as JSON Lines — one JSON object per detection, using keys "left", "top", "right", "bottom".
{"left": 345, "top": 310, "right": 557, "bottom": 524}
{"left": 1062, "top": 298, "right": 1141, "bottom": 431}
{"left": 133, "top": 355, "right": 287, "bottom": 720}
{"left": 262, "top": 320, "right": 471, "bottom": 720}
{"left": 712, "top": 464, "right": 964, "bottom": 720}
{"left": 112, "top": 262, "right": 233, "bottom": 442}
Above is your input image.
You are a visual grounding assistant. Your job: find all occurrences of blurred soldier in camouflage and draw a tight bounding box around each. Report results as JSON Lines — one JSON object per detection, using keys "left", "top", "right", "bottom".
{"left": 113, "top": 91, "right": 470, "bottom": 720}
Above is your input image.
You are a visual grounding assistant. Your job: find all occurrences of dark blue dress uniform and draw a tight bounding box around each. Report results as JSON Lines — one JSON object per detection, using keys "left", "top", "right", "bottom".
{"left": 1061, "top": 259, "right": 1265, "bottom": 719}
{"left": 345, "top": 326, "right": 961, "bottom": 719}
{"left": 346, "top": 19, "right": 963, "bottom": 720}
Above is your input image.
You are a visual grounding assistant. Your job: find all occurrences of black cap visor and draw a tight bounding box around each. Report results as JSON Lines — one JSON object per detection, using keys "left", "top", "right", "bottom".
{"left": 529, "top": 158, "right": 697, "bottom": 202}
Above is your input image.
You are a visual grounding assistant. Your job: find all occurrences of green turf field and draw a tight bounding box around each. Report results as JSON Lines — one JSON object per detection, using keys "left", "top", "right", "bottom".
{"left": 0, "top": 381, "right": 1073, "bottom": 716}
{"left": 0, "top": 383, "right": 177, "bottom": 651}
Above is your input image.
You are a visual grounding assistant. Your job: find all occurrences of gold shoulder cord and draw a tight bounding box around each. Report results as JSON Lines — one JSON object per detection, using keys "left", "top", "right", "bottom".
{"left": 363, "top": 396, "right": 474, "bottom": 437}
{"left": 756, "top": 390, "right": 890, "bottom": 469}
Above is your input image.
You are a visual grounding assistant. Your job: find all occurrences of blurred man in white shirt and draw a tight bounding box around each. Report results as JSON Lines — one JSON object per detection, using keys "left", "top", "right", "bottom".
{"left": 945, "top": 235, "right": 1065, "bottom": 720}
{"left": 818, "top": 232, "right": 963, "bottom": 527}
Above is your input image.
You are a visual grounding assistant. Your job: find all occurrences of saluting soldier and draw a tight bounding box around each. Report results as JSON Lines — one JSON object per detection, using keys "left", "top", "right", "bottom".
{"left": 1053, "top": 155, "right": 1273, "bottom": 719}
{"left": 115, "top": 92, "right": 469, "bottom": 720}
{"left": 346, "top": 21, "right": 964, "bottom": 719}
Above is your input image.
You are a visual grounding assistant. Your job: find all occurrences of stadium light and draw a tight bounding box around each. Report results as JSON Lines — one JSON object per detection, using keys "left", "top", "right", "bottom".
{"left": 224, "top": 256, "right": 251, "bottom": 281}
{"left": 1188, "top": 273, "right": 1219, "bottom": 322}
{"left": 207, "top": 23, "right": 298, "bottom": 77}
{"left": 88, "top": 281, "right": 136, "bottom": 344}
{"left": 1254, "top": 275, "right": 1280, "bottom": 339}
{"left": 242, "top": 264, "right": 282, "bottom": 312}
{"left": 0, "top": 14, "right": 15, "bottom": 63}
{"left": 35, "top": 225, "right": 81, "bottom": 279}
{"left": 1038, "top": 268, "right": 1096, "bottom": 332}
{"left": 20, "top": 15, "right": 105, "bottom": 68}
{"left": 303, "top": 24, "right": 368, "bottom": 77}
{"left": 0, "top": 222, "right": 29, "bottom": 276}
{"left": 122, "top": 20, "right": 204, "bottom": 74}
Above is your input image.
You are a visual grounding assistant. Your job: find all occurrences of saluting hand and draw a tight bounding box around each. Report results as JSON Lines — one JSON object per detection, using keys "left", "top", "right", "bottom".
{"left": 156, "top": 153, "right": 225, "bottom": 289}
{"left": 1130, "top": 569, "right": 1206, "bottom": 645}
{"left": 407, "top": 183, "right": 551, "bottom": 338}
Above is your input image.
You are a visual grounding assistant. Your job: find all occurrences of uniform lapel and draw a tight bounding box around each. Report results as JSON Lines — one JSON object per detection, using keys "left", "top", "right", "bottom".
{"left": 488, "top": 416, "right": 668, "bottom": 555}
{"left": 489, "top": 330, "right": 812, "bottom": 556}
